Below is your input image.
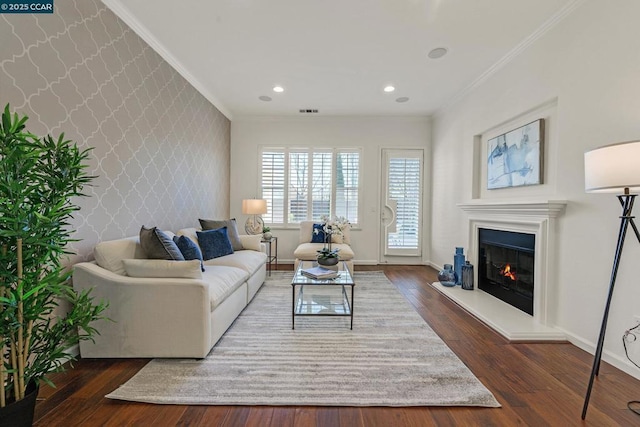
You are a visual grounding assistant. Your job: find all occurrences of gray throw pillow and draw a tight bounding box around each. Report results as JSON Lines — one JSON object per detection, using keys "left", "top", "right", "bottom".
{"left": 199, "top": 218, "right": 243, "bottom": 251}
{"left": 139, "top": 226, "right": 185, "bottom": 260}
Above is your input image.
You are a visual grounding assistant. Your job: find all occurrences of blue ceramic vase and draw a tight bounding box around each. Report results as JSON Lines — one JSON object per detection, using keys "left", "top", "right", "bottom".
{"left": 454, "top": 247, "right": 465, "bottom": 285}
{"left": 438, "top": 264, "right": 457, "bottom": 287}
{"left": 461, "top": 261, "right": 474, "bottom": 290}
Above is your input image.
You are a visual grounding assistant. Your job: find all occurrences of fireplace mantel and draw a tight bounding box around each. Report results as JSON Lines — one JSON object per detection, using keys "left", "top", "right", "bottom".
{"left": 432, "top": 199, "right": 568, "bottom": 342}
{"left": 457, "top": 200, "right": 567, "bottom": 217}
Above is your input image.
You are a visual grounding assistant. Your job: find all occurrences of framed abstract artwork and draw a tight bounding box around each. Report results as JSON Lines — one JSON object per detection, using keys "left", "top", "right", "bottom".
{"left": 487, "top": 119, "right": 544, "bottom": 190}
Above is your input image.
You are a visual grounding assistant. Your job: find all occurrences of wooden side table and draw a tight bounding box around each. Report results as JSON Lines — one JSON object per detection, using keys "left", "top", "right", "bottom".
{"left": 261, "top": 236, "right": 278, "bottom": 275}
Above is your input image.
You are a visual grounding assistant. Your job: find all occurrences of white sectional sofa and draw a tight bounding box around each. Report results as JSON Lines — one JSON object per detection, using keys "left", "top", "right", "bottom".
{"left": 72, "top": 227, "right": 267, "bottom": 359}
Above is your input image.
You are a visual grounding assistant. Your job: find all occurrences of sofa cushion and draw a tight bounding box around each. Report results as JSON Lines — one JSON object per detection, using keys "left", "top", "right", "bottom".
{"left": 173, "top": 235, "right": 205, "bottom": 271}
{"left": 123, "top": 259, "right": 203, "bottom": 279}
{"left": 201, "top": 265, "right": 249, "bottom": 309}
{"left": 93, "top": 236, "right": 145, "bottom": 275}
{"left": 140, "top": 226, "right": 184, "bottom": 261}
{"left": 197, "top": 228, "right": 234, "bottom": 260}
{"left": 329, "top": 232, "right": 344, "bottom": 244}
{"left": 176, "top": 227, "right": 199, "bottom": 245}
{"left": 238, "top": 234, "right": 262, "bottom": 251}
{"left": 293, "top": 243, "right": 354, "bottom": 261}
{"left": 204, "top": 250, "right": 267, "bottom": 275}
{"left": 199, "top": 218, "right": 243, "bottom": 251}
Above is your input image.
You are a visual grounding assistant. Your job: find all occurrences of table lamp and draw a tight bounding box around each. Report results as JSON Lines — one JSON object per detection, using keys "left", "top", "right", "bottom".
{"left": 242, "top": 199, "right": 267, "bottom": 235}
{"left": 582, "top": 140, "right": 640, "bottom": 419}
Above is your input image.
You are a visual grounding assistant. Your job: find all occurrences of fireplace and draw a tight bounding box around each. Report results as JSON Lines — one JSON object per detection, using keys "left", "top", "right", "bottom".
{"left": 478, "top": 228, "right": 535, "bottom": 316}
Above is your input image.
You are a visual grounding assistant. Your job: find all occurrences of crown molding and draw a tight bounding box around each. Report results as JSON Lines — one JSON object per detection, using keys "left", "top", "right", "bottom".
{"left": 101, "top": 0, "right": 234, "bottom": 121}
{"left": 435, "top": 0, "right": 586, "bottom": 117}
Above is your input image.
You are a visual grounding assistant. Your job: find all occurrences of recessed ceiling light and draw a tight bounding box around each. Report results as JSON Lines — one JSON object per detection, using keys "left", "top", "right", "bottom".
{"left": 428, "top": 47, "right": 448, "bottom": 59}
{"left": 259, "top": 96, "right": 272, "bottom": 102}
{"left": 273, "top": 86, "right": 284, "bottom": 93}
{"left": 396, "top": 97, "right": 410, "bottom": 103}
{"left": 383, "top": 85, "right": 395, "bottom": 93}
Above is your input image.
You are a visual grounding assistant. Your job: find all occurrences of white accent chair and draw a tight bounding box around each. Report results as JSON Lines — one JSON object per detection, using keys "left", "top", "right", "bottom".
{"left": 293, "top": 221, "right": 355, "bottom": 272}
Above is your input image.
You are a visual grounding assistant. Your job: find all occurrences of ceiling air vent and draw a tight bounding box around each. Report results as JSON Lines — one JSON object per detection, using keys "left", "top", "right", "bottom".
{"left": 299, "top": 109, "right": 319, "bottom": 114}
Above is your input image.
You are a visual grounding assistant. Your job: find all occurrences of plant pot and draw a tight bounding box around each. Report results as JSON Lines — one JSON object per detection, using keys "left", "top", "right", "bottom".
{"left": 0, "top": 381, "right": 39, "bottom": 427}
{"left": 263, "top": 232, "right": 272, "bottom": 240}
{"left": 317, "top": 256, "right": 339, "bottom": 266}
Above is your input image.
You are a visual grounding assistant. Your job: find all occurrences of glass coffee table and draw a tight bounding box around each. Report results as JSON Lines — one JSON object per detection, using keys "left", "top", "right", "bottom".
{"left": 292, "top": 261, "right": 355, "bottom": 330}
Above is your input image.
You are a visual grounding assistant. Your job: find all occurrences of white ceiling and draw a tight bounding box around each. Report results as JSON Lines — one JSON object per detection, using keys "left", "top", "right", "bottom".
{"left": 103, "top": 0, "right": 578, "bottom": 119}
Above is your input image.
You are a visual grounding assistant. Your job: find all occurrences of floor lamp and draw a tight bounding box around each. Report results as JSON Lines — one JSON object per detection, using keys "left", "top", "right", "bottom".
{"left": 242, "top": 198, "right": 267, "bottom": 235}
{"left": 582, "top": 140, "right": 640, "bottom": 419}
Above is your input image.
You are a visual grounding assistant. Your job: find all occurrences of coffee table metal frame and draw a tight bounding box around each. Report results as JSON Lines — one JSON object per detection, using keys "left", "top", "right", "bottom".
{"left": 291, "top": 261, "right": 355, "bottom": 330}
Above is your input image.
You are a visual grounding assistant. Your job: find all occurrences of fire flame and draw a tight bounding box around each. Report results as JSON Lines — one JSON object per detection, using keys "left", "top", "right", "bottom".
{"left": 500, "top": 264, "right": 517, "bottom": 281}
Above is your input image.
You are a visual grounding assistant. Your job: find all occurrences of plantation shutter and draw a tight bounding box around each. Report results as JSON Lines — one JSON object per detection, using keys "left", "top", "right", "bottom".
{"left": 335, "top": 151, "right": 359, "bottom": 223}
{"left": 288, "top": 151, "right": 308, "bottom": 223}
{"left": 311, "top": 152, "right": 332, "bottom": 220}
{"left": 259, "top": 147, "right": 361, "bottom": 227}
{"left": 261, "top": 150, "right": 285, "bottom": 223}
{"left": 387, "top": 157, "right": 421, "bottom": 252}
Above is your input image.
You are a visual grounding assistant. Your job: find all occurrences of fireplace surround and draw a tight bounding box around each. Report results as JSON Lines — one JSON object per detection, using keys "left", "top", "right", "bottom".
{"left": 434, "top": 200, "right": 568, "bottom": 341}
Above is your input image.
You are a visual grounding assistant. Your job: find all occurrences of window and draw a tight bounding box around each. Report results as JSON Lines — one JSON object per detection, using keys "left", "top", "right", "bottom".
{"left": 260, "top": 147, "right": 361, "bottom": 226}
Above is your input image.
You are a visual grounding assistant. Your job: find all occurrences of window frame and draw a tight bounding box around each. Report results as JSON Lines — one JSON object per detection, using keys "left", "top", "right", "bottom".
{"left": 259, "top": 146, "right": 362, "bottom": 228}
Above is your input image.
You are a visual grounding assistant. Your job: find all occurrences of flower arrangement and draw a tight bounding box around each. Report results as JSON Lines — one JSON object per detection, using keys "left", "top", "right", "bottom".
{"left": 318, "top": 215, "right": 350, "bottom": 236}
{"left": 314, "top": 215, "right": 350, "bottom": 260}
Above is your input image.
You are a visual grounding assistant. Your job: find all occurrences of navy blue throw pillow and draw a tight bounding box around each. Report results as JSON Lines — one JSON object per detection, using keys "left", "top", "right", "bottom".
{"left": 311, "top": 223, "right": 326, "bottom": 243}
{"left": 197, "top": 227, "right": 234, "bottom": 260}
{"left": 173, "top": 235, "right": 205, "bottom": 271}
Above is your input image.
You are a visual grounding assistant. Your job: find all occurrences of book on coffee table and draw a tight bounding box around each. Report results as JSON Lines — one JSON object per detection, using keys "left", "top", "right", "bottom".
{"left": 300, "top": 266, "right": 339, "bottom": 279}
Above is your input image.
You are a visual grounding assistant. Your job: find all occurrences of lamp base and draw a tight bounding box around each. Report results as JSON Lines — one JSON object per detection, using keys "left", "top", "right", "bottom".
{"left": 245, "top": 215, "right": 264, "bottom": 235}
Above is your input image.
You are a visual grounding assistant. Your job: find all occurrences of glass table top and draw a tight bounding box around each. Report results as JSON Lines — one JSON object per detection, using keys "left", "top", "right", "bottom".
{"left": 292, "top": 260, "right": 354, "bottom": 286}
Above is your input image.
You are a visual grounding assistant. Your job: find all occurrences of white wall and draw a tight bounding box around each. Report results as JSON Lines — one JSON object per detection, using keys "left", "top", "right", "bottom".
{"left": 431, "top": 0, "right": 640, "bottom": 378}
{"left": 230, "top": 116, "right": 431, "bottom": 265}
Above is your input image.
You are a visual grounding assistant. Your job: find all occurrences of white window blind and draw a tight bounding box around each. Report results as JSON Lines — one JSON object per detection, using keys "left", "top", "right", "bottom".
{"left": 311, "top": 152, "right": 332, "bottom": 220}
{"left": 260, "top": 150, "right": 285, "bottom": 223}
{"left": 387, "top": 157, "right": 421, "bottom": 250}
{"left": 288, "top": 151, "right": 308, "bottom": 223}
{"left": 335, "top": 152, "right": 359, "bottom": 224}
{"left": 259, "top": 147, "right": 361, "bottom": 226}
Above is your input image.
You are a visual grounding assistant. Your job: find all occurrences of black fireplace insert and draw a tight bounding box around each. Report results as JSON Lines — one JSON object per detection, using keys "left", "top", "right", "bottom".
{"left": 478, "top": 228, "right": 535, "bottom": 316}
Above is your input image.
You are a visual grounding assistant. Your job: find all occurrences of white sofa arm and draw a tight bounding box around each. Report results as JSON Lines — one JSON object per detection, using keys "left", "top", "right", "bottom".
{"left": 73, "top": 262, "right": 212, "bottom": 358}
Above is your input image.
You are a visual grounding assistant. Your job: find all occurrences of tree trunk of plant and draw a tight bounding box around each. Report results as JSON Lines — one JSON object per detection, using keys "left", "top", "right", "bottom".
{"left": 16, "top": 238, "right": 25, "bottom": 400}
{"left": 0, "top": 320, "right": 4, "bottom": 408}
{"left": 1, "top": 245, "right": 4, "bottom": 407}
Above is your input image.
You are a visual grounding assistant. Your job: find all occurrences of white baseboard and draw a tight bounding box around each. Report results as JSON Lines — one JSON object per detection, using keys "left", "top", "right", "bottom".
{"left": 556, "top": 327, "right": 640, "bottom": 381}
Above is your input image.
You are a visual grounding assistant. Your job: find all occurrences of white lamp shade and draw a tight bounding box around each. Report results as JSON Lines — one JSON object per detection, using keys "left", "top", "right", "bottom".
{"left": 242, "top": 199, "right": 267, "bottom": 215}
{"left": 584, "top": 140, "right": 640, "bottom": 193}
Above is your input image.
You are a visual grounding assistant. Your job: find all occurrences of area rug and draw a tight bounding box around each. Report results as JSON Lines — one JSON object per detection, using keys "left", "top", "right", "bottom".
{"left": 106, "top": 271, "right": 500, "bottom": 407}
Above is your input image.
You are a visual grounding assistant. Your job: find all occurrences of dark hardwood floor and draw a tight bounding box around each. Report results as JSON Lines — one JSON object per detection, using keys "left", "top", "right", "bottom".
{"left": 34, "top": 265, "right": 640, "bottom": 426}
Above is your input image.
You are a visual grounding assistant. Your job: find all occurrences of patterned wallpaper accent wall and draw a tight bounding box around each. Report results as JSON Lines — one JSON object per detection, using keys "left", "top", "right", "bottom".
{"left": 0, "top": 0, "right": 231, "bottom": 263}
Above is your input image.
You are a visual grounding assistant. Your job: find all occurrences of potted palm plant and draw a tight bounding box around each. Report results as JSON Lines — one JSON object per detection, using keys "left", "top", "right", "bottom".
{"left": 0, "top": 105, "right": 107, "bottom": 426}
